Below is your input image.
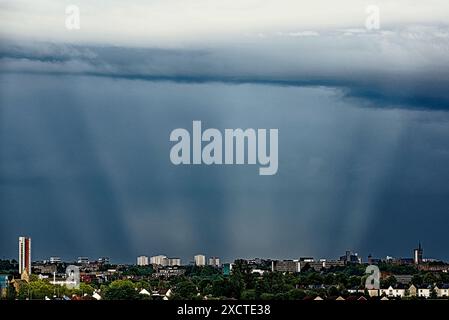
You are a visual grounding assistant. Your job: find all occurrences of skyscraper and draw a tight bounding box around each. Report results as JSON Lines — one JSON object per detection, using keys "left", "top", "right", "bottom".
{"left": 414, "top": 242, "right": 423, "bottom": 264}
{"left": 18, "top": 236, "right": 31, "bottom": 275}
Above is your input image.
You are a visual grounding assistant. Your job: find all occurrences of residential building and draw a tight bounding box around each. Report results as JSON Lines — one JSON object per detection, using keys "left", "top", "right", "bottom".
{"left": 153, "top": 267, "right": 186, "bottom": 278}
{"left": 208, "top": 257, "right": 220, "bottom": 267}
{"left": 408, "top": 284, "right": 417, "bottom": 297}
{"left": 49, "top": 257, "right": 61, "bottom": 264}
{"left": 77, "top": 257, "right": 89, "bottom": 264}
{"left": 418, "top": 285, "right": 432, "bottom": 298}
{"left": 137, "top": 255, "right": 149, "bottom": 266}
{"left": 33, "top": 264, "right": 57, "bottom": 275}
{"left": 194, "top": 255, "right": 206, "bottom": 266}
{"left": 18, "top": 236, "right": 31, "bottom": 275}
{"left": 435, "top": 284, "right": 449, "bottom": 298}
{"left": 168, "top": 258, "right": 181, "bottom": 266}
{"left": 251, "top": 269, "right": 266, "bottom": 275}
{"left": 367, "top": 289, "right": 380, "bottom": 297}
{"left": 394, "top": 274, "right": 413, "bottom": 285}
{"left": 380, "top": 284, "right": 407, "bottom": 298}
{"left": 98, "top": 257, "right": 110, "bottom": 264}
{"left": 150, "top": 255, "right": 168, "bottom": 266}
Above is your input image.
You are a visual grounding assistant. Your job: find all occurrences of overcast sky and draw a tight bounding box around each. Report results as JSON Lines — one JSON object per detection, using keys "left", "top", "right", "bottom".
{"left": 1, "top": 0, "right": 449, "bottom": 45}
{"left": 1, "top": 1, "right": 449, "bottom": 263}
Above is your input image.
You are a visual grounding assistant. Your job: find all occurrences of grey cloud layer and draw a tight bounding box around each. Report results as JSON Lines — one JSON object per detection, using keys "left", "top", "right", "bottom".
{"left": 2, "top": 25, "right": 449, "bottom": 110}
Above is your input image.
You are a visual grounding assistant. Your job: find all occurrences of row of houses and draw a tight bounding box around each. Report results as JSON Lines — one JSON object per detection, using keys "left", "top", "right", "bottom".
{"left": 349, "top": 284, "right": 449, "bottom": 299}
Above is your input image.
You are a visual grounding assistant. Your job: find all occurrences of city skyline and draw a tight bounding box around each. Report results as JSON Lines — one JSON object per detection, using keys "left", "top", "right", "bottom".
{"left": 2, "top": 236, "right": 443, "bottom": 267}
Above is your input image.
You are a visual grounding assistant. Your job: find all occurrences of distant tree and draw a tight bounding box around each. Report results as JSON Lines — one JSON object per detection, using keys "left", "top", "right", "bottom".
{"left": 327, "top": 285, "right": 340, "bottom": 297}
{"left": 172, "top": 279, "right": 199, "bottom": 300}
{"left": 430, "top": 287, "right": 438, "bottom": 299}
{"left": 17, "top": 279, "right": 53, "bottom": 300}
{"left": 423, "top": 273, "right": 437, "bottom": 286}
{"left": 323, "top": 274, "right": 336, "bottom": 286}
{"left": 104, "top": 280, "right": 138, "bottom": 300}
{"left": 76, "top": 283, "right": 95, "bottom": 296}
{"left": 122, "top": 266, "right": 153, "bottom": 277}
{"left": 335, "top": 273, "right": 348, "bottom": 287}
{"left": 260, "top": 293, "right": 275, "bottom": 300}
{"left": 412, "top": 274, "right": 423, "bottom": 286}
{"left": 347, "top": 275, "right": 362, "bottom": 289}
{"left": 241, "top": 289, "right": 257, "bottom": 300}
{"left": 209, "top": 275, "right": 242, "bottom": 299}
{"left": 381, "top": 276, "right": 397, "bottom": 288}
{"left": 287, "top": 288, "right": 306, "bottom": 300}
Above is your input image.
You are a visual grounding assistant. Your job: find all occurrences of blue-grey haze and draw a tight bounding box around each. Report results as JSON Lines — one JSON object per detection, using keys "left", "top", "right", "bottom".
{"left": 1, "top": 36, "right": 449, "bottom": 263}
{"left": 1, "top": 70, "right": 449, "bottom": 263}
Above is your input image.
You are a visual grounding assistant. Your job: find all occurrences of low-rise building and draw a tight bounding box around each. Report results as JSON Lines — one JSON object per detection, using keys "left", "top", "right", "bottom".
{"left": 98, "top": 257, "right": 110, "bottom": 264}
{"left": 49, "top": 257, "right": 61, "bottom": 264}
{"left": 394, "top": 274, "right": 413, "bottom": 285}
{"left": 77, "top": 257, "right": 89, "bottom": 264}
{"left": 153, "top": 267, "right": 186, "bottom": 278}
{"left": 380, "top": 284, "right": 407, "bottom": 298}
{"left": 417, "top": 285, "right": 432, "bottom": 298}
{"left": 435, "top": 284, "right": 449, "bottom": 298}
{"left": 272, "top": 260, "right": 300, "bottom": 273}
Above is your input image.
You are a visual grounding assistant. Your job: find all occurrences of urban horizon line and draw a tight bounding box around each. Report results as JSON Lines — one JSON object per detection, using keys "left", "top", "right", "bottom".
{"left": 2, "top": 236, "right": 443, "bottom": 267}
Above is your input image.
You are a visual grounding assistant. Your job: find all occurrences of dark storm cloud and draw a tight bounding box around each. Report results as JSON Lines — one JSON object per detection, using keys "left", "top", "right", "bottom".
{"left": 2, "top": 25, "right": 449, "bottom": 110}
{"left": 2, "top": 73, "right": 449, "bottom": 263}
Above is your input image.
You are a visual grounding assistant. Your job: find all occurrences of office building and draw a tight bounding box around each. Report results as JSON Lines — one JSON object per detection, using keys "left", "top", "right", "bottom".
{"left": 340, "top": 250, "right": 362, "bottom": 264}
{"left": 223, "top": 263, "right": 232, "bottom": 276}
